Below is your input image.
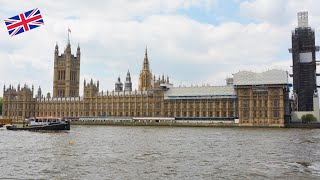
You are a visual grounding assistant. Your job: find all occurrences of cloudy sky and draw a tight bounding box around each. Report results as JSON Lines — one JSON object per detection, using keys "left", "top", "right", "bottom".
{"left": 1, "top": 0, "right": 320, "bottom": 96}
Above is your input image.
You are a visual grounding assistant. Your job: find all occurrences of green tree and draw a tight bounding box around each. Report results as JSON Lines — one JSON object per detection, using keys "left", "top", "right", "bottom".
{"left": 301, "top": 114, "right": 317, "bottom": 123}
{"left": 0, "top": 97, "right": 2, "bottom": 115}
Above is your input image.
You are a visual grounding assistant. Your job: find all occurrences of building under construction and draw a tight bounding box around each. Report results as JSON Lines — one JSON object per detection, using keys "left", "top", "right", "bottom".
{"left": 290, "top": 12, "right": 319, "bottom": 111}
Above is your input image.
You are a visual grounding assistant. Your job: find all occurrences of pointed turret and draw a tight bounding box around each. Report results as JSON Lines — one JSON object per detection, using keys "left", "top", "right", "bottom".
{"left": 55, "top": 42, "right": 59, "bottom": 55}
{"left": 65, "top": 43, "right": 71, "bottom": 54}
{"left": 77, "top": 43, "right": 81, "bottom": 61}
{"left": 138, "top": 47, "right": 153, "bottom": 91}
{"left": 54, "top": 42, "right": 59, "bottom": 62}
{"left": 167, "top": 75, "right": 170, "bottom": 83}
{"left": 124, "top": 70, "right": 132, "bottom": 92}
{"left": 37, "top": 86, "right": 42, "bottom": 98}
{"left": 143, "top": 46, "right": 150, "bottom": 71}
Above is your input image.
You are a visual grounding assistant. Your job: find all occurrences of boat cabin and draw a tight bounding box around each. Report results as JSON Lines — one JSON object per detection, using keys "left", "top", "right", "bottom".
{"left": 28, "top": 117, "right": 65, "bottom": 126}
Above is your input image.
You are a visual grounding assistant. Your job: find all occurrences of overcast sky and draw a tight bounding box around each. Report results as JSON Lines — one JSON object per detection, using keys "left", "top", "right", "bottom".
{"left": 1, "top": 0, "right": 320, "bottom": 96}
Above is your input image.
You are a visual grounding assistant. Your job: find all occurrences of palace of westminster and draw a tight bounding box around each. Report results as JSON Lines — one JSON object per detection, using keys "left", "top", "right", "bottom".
{"left": 1, "top": 39, "right": 291, "bottom": 126}
{"left": 8, "top": 11, "right": 320, "bottom": 127}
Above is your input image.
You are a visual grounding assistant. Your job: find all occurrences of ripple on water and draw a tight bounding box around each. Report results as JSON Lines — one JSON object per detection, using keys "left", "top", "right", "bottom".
{"left": 1, "top": 126, "right": 320, "bottom": 179}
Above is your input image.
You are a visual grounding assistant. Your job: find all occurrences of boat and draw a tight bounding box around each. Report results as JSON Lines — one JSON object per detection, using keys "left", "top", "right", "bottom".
{"left": 6, "top": 116, "right": 70, "bottom": 131}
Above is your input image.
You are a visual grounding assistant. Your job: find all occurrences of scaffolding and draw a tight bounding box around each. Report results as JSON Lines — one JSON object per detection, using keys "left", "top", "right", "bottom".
{"left": 290, "top": 12, "right": 319, "bottom": 111}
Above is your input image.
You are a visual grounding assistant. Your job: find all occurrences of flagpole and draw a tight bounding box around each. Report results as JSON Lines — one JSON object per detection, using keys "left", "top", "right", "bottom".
{"left": 68, "top": 27, "right": 70, "bottom": 44}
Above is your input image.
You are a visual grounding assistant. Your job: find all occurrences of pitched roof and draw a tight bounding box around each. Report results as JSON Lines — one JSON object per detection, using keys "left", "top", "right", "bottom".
{"left": 164, "top": 86, "right": 236, "bottom": 100}
{"left": 233, "top": 69, "right": 288, "bottom": 86}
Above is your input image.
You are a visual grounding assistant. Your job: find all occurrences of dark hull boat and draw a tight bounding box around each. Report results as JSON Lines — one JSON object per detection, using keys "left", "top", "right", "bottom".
{"left": 6, "top": 117, "right": 70, "bottom": 131}
{"left": 6, "top": 122, "right": 70, "bottom": 131}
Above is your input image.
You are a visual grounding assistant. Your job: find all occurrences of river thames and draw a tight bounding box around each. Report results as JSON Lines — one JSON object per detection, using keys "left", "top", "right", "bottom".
{"left": 1, "top": 126, "right": 320, "bottom": 179}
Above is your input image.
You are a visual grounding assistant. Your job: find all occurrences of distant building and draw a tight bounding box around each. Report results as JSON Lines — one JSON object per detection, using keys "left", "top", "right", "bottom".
{"left": 289, "top": 11, "right": 319, "bottom": 111}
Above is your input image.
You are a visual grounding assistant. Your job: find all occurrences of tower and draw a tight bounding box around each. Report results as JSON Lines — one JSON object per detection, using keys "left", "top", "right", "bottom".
{"left": 290, "top": 12, "right": 319, "bottom": 111}
{"left": 115, "top": 76, "right": 123, "bottom": 92}
{"left": 138, "top": 47, "right": 153, "bottom": 91}
{"left": 83, "top": 79, "right": 99, "bottom": 98}
{"left": 37, "top": 86, "right": 42, "bottom": 98}
{"left": 53, "top": 39, "right": 81, "bottom": 97}
{"left": 124, "top": 70, "right": 132, "bottom": 92}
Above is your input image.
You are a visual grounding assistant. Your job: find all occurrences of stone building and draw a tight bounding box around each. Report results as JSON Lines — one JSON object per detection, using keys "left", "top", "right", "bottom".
{"left": 2, "top": 42, "right": 291, "bottom": 127}
{"left": 138, "top": 48, "right": 153, "bottom": 91}
{"left": 233, "top": 70, "right": 291, "bottom": 126}
{"left": 53, "top": 41, "right": 80, "bottom": 97}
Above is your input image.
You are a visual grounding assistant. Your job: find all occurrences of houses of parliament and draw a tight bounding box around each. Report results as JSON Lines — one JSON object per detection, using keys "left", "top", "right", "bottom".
{"left": 2, "top": 40, "right": 291, "bottom": 127}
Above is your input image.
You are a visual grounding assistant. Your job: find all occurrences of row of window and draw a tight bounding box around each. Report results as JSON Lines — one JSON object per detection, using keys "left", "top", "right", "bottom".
{"left": 242, "top": 110, "right": 280, "bottom": 119}
{"left": 32, "top": 111, "right": 235, "bottom": 118}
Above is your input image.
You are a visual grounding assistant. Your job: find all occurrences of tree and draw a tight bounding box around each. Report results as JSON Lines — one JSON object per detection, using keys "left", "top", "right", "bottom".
{"left": 0, "top": 97, "right": 2, "bottom": 115}
{"left": 301, "top": 114, "right": 317, "bottom": 123}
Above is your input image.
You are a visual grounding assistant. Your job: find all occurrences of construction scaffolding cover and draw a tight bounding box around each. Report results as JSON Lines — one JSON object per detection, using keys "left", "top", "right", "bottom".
{"left": 164, "top": 86, "right": 236, "bottom": 100}
{"left": 233, "top": 69, "right": 288, "bottom": 86}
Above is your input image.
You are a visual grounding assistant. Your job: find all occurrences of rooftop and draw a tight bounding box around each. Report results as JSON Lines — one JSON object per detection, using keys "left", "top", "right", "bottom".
{"left": 164, "top": 86, "right": 236, "bottom": 100}
{"left": 233, "top": 69, "right": 288, "bottom": 86}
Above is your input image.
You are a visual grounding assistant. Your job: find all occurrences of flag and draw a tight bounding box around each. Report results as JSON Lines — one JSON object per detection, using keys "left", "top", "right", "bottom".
{"left": 4, "top": 8, "right": 44, "bottom": 37}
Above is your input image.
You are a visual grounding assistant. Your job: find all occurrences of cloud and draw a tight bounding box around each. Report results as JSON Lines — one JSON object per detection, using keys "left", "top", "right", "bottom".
{"left": 0, "top": 0, "right": 318, "bottom": 97}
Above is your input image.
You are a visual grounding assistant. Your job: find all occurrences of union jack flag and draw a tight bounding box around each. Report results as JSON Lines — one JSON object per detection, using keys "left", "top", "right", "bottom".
{"left": 4, "top": 8, "right": 44, "bottom": 37}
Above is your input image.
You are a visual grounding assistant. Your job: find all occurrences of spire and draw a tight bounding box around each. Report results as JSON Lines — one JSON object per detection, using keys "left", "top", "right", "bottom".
{"left": 55, "top": 42, "right": 59, "bottom": 57}
{"left": 167, "top": 75, "right": 169, "bottom": 83}
{"left": 126, "top": 70, "right": 131, "bottom": 81}
{"left": 77, "top": 43, "right": 80, "bottom": 52}
{"left": 145, "top": 46, "right": 148, "bottom": 56}
{"left": 76, "top": 43, "right": 81, "bottom": 60}
{"left": 37, "top": 86, "right": 42, "bottom": 98}
{"left": 3, "top": 84, "right": 5, "bottom": 92}
{"left": 143, "top": 46, "right": 150, "bottom": 71}
{"left": 55, "top": 42, "right": 59, "bottom": 50}
{"left": 125, "top": 70, "right": 132, "bottom": 92}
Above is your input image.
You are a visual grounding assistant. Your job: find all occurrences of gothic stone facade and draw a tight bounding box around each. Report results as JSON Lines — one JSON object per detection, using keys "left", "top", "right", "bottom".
{"left": 2, "top": 43, "right": 290, "bottom": 126}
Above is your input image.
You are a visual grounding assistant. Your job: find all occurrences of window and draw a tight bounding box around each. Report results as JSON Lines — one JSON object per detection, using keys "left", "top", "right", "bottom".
{"left": 223, "top": 111, "right": 226, "bottom": 117}
{"left": 273, "top": 99, "right": 279, "bottom": 108}
{"left": 243, "top": 110, "right": 249, "bottom": 118}
{"left": 243, "top": 99, "right": 249, "bottom": 108}
{"left": 273, "top": 110, "right": 279, "bottom": 118}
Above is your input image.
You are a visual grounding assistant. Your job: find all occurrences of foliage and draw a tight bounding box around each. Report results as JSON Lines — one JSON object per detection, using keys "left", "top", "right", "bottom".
{"left": 301, "top": 114, "right": 317, "bottom": 123}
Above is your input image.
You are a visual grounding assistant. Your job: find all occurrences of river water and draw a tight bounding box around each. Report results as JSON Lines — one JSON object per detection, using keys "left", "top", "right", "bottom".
{"left": 1, "top": 126, "right": 320, "bottom": 179}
